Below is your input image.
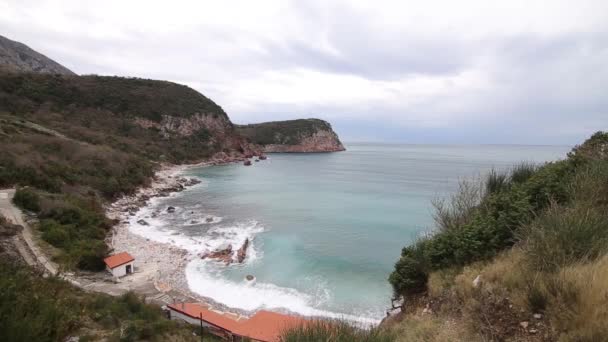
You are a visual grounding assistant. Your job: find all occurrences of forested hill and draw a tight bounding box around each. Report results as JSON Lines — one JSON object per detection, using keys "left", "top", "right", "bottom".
{"left": 0, "top": 69, "right": 256, "bottom": 271}
{"left": 236, "top": 118, "right": 345, "bottom": 152}
{"left": 0, "top": 71, "right": 255, "bottom": 163}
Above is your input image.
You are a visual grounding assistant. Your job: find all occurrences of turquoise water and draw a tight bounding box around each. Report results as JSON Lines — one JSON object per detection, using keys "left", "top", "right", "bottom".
{"left": 133, "top": 144, "right": 571, "bottom": 321}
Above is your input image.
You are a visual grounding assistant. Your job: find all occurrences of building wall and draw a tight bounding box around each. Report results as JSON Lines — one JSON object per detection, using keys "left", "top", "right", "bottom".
{"left": 169, "top": 310, "right": 204, "bottom": 326}
{"left": 107, "top": 261, "right": 134, "bottom": 278}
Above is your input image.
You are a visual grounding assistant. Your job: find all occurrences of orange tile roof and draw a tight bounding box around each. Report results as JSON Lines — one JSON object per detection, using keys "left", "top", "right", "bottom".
{"left": 236, "top": 310, "right": 308, "bottom": 342}
{"left": 167, "top": 303, "right": 308, "bottom": 342}
{"left": 167, "top": 303, "right": 244, "bottom": 332}
{"left": 103, "top": 252, "right": 134, "bottom": 269}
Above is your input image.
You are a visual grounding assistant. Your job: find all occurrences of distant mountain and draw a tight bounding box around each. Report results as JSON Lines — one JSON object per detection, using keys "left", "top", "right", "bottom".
{"left": 237, "top": 119, "right": 345, "bottom": 152}
{"left": 0, "top": 35, "right": 75, "bottom": 75}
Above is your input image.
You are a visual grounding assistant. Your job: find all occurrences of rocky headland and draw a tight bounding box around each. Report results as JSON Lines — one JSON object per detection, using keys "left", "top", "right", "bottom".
{"left": 236, "top": 118, "right": 345, "bottom": 153}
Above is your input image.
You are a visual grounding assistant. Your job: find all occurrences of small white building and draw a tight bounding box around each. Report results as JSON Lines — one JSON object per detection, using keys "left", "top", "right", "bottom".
{"left": 104, "top": 252, "right": 135, "bottom": 278}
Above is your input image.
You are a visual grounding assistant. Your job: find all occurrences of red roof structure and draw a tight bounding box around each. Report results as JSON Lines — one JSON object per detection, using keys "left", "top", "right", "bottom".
{"left": 168, "top": 303, "right": 244, "bottom": 332}
{"left": 167, "top": 303, "right": 308, "bottom": 342}
{"left": 103, "top": 252, "right": 134, "bottom": 269}
{"left": 237, "top": 310, "right": 308, "bottom": 341}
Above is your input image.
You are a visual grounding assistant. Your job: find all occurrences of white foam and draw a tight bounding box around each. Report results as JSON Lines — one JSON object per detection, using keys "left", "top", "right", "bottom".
{"left": 125, "top": 172, "right": 381, "bottom": 325}
{"left": 185, "top": 259, "right": 380, "bottom": 325}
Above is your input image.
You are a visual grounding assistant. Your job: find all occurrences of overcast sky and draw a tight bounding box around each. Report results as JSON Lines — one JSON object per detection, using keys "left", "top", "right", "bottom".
{"left": 2, "top": 0, "right": 607, "bottom": 145}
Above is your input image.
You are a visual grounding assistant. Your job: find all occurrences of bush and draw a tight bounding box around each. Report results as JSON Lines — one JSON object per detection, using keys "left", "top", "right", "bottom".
{"left": 281, "top": 320, "right": 395, "bottom": 342}
{"left": 431, "top": 178, "right": 484, "bottom": 232}
{"left": 12, "top": 187, "right": 40, "bottom": 212}
{"left": 510, "top": 162, "right": 538, "bottom": 184}
{"left": 521, "top": 205, "right": 608, "bottom": 272}
{"left": 35, "top": 194, "right": 111, "bottom": 270}
{"left": 0, "top": 261, "right": 195, "bottom": 341}
{"left": 389, "top": 255, "right": 428, "bottom": 296}
{"left": 389, "top": 135, "right": 598, "bottom": 296}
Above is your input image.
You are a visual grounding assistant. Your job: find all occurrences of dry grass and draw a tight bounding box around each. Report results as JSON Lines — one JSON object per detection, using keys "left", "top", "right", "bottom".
{"left": 390, "top": 314, "right": 476, "bottom": 342}
{"left": 544, "top": 254, "right": 608, "bottom": 341}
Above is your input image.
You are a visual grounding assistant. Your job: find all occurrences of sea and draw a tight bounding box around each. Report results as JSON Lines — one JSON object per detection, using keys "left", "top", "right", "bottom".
{"left": 128, "top": 143, "right": 571, "bottom": 323}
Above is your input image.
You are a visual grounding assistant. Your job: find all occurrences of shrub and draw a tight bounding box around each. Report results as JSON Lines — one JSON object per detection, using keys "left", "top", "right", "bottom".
{"left": 281, "top": 320, "right": 395, "bottom": 342}
{"left": 484, "top": 169, "right": 509, "bottom": 196}
{"left": 389, "top": 138, "right": 588, "bottom": 296}
{"left": 73, "top": 240, "right": 108, "bottom": 271}
{"left": 389, "top": 255, "right": 428, "bottom": 296}
{"left": 521, "top": 204, "right": 608, "bottom": 272}
{"left": 510, "top": 162, "right": 538, "bottom": 184}
{"left": 567, "top": 131, "right": 608, "bottom": 165}
{"left": 12, "top": 187, "right": 40, "bottom": 212}
{"left": 0, "top": 261, "right": 195, "bottom": 341}
{"left": 431, "top": 178, "right": 484, "bottom": 232}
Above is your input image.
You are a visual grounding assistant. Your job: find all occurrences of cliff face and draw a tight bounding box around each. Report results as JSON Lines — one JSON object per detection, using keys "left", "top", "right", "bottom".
{"left": 0, "top": 35, "right": 75, "bottom": 75}
{"left": 237, "top": 119, "right": 345, "bottom": 153}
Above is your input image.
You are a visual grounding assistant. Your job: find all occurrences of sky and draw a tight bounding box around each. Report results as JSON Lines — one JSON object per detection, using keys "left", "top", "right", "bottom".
{"left": 1, "top": 0, "right": 607, "bottom": 145}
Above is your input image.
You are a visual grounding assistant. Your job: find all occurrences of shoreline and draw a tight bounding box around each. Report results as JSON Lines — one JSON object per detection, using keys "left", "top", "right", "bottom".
{"left": 105, "top": 158, "right": 382, "bottom": 325}
{"left": 106, "top": 158, "right": 254, "bottom": 316}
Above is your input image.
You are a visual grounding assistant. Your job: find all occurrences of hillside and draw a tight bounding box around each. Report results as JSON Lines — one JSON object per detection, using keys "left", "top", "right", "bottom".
{"left": 381, "top": 132, "right": 608, "bottom": 341}
{"left": 237, "top": 119, "right": 345, "bottom": 152}
{"left": 0, "top": 71, "right": 258, "bottom": 163}
{"left": 0, "top": 35, "right": 75, "bottom": 75}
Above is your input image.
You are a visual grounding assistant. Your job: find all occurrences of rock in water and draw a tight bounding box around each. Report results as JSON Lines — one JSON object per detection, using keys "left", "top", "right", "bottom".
{"left": 167, "top": 206, "right": 176, "bottom": 213}
{"left": 137, "top": 219, "right": 149, "bottom": 226}
{"left": 201, "top": 244, "right": 233, "bottom": 264}
{"left": 237, "top": 238, "right": 249, "bottom": 263}
{"left": 246, "top": 274, "right": 255, "bottom": 281}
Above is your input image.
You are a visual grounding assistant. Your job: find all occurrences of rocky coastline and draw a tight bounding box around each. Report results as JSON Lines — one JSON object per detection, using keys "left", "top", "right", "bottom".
{"left": 105, "top": 155, "right": 257, "bottom": 314}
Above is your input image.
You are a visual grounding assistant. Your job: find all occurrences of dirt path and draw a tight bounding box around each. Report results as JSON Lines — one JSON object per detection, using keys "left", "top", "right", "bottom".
{"left": 0, "top": 188, "right": 189, "bottom": 303}
{"left": 0, "top": 189, "right": 59, "bottom": 274}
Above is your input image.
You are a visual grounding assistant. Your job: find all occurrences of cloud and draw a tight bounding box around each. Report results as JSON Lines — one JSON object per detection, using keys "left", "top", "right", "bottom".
{"left": 1, "top": 0, "right": 607, "bottom": 144}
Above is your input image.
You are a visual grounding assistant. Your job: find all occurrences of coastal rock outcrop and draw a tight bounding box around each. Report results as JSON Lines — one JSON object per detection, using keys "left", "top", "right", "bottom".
{"left": 201, "top": 244, "right": 233, "bottom": 264}
{"left": 237, "top": 238, "right": 249, "bottom": 263}
{"left": 236, "top": 119, "right": 345, "bottom": 153}
{"left": 200, "top": 239, "right": 250, "bottom": 265}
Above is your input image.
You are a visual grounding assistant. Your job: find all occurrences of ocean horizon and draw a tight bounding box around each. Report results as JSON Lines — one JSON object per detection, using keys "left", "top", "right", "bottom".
{"left": 127, "top": 143, "right": 572, "bottom": 321}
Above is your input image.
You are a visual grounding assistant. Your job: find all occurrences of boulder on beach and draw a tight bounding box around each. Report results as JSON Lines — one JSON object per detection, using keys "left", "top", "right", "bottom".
{"left": 205, "top": 216, "right": 214, "bottom": 223}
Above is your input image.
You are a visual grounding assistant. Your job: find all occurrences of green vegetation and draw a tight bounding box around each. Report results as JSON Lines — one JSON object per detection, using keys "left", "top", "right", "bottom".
{"left": 387, "top": 132, "right": 608, "bottom": 341}
{"left": 237, "top": 119, "right": 335, "bottom": 145}
{"left": 0, "top": 69, "right": 239, "bottom": 270}
{"left": 389, "top": 154, "right": 576, "bottom": 296}
{"left": 12, "top": 186, "right": 40, "bottom": 211}
{"left": 13, "top": 188, "right": 111, "bottom": 270}
{"left": 0, "top": 72, "right": 227, "bottom": 122}
{"left": 0, "top": 261, "right": 198, "bottom": 342}
{"left": 0, "top": 71, "right": 229, "bottom": 164}
{"left": 281, "top": 320, "right": 395, "bottom": 342}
